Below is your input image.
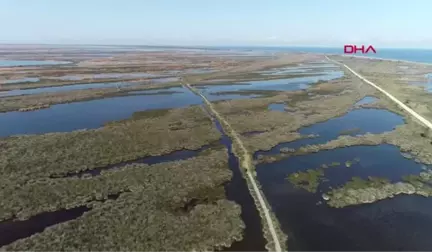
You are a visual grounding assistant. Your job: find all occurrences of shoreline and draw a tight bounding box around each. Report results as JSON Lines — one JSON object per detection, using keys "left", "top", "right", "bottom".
{"left": 329, "top": 53, "right": 432, "bottom": 66}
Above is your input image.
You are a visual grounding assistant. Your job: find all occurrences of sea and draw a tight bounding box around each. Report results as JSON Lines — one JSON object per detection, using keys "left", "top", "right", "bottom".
{"left": 204, "top": 46, "right": 432, "bottom": 64}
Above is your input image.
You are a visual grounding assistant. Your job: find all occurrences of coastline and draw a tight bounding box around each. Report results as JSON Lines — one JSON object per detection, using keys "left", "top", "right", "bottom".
{"left": 328, "top": 53, "right": 432, "bottom": 66}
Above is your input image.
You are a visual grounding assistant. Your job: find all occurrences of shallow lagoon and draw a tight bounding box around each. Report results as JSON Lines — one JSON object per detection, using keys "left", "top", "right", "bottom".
{"left": 254, "top": 93, "right": 432, "bottom": 250}
{"left": 52, "top": 72, "right": 158, "bottom": 81}
{"left": 0, "top": 82, "right": 138, "bottom": 97}
{"left": 0, "top": 60, "right": 71, "bottom": 67}
{"left": 354, "top": 96, "right": 378, "bottom": 106}
{"left": 258, "top": 63, "right": 340, "bottom": 76}
{"left": 409, "top": 73, "right": 432, "bottom": 93}
{"left": 0, "top": 77, "right": 179, "bottom": 97}
{"left": 3, "top": 77, "right": 40, "bottom": 84}
{"left": 199, "top": 70, "right": 344, "bottom": 101}
{"left": 256, "top": 107, "right": 404, "bottom": 157}
{"left": 256, "top": 145, "right": 432, "bottom": 250}
{"left": 0, "top": 87, "right": 202, "bottom": 137}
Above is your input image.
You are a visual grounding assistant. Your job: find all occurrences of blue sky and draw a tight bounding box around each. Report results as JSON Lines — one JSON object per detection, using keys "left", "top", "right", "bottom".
{"left": 1, "top": 0, "right": 431, "bottom": 48}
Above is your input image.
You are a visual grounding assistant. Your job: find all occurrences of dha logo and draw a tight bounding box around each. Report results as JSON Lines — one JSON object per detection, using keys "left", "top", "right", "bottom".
{"left": 344, "top": 45, "right": 377, "bottom": 54}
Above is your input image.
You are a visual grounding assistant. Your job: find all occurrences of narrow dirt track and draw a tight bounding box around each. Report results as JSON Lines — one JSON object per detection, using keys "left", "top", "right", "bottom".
{"left": 182, "top": 82, "right": 283, "bottom": 252}
{"left": 326, "top": 55, "right": 432, "bottom": 130}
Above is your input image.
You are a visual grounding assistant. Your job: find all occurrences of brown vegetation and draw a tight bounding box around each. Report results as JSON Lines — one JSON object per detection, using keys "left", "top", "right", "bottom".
{"left": 330, "top": 55, "right": 432, "bottom": 122}
{"left": 0, "top": 82, "right": 181, "bottom": 112}
{"left": 1, "top": 149, "right": 245, "bottom": 251}
{"left": 0, "top": 106, "right": 221, "bottom": 185}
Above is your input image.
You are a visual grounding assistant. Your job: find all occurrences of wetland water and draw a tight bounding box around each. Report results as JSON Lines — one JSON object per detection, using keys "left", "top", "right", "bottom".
{"left": 199, "top": 70, "right": 344, "bottom": 101}
{"left": 50, "top": 72, "right": 161, "bottom": 81}
{"left": 3, "top": 77, "right": 40, "bottom": 84}
{"left": 0, "top": 60, "right": 71, "bottom": 67}
{"left": 0, "top": 87, "right": 202, "bottom": 137}
{"left": 0, "top": 81, "right": 139, "bottom": 97}
{"left": 63, "top": 143, "right": 215, "bottom": 178}
{"left": 353, "top": 96, "right": 378, "bottom": 106}
{"left": 254, "top": 96, "right": 432, "bottom": 250}
{"left": 0, "top": 206, "right": 90, "bottom": 247}
{"left": 408, "top": 73, "right": 432, "bottom": 93}
{"left": 197, "top": 107, "right": 266, "bottom": 251}
{"left": 256, "top": 145, "right": 432, "bottom": 250}
{"left": 258, "top": 64, "right": 340, "bottom": 76}
{"left": 256, "top": 107, "right": 404, "bottom": 157}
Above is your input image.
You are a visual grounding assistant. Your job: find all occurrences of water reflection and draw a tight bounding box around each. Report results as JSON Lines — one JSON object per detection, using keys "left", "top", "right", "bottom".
{"left": 0, "top": 87, "right": 202, "bottom": 137}
{"left": 199, "top": 71, "right": 344, "bottom": 101}
{"left": 3, "top": 77, "right": 40, "bottom": 84}
{"left": 409, "top": 73, "right": 432, "bottom": 93}
{"left": 258, "top": 63, "right": 340, "bottom": 76}
{"left": 0, "top": 77, "right": 180, "bottom": 98}
{"left": 256, "top": 108, "right": 404, "bottom": 157}
{"left": 268, "top": 103, "right": 286, "bottom": 112}
{"left": 52, "top": 72, "right": 158, "bottom": 81}
{"left": 354, "top": 96, "right": 378, "bottom": 106}
{"left": 0, "top": 60, "right": 71, "bottom": 67}
{"left": 0, "top": 82, "right": 138, "bottom": 97}
{"left": 256, "top": 145, "right": 432, "bottom": 250}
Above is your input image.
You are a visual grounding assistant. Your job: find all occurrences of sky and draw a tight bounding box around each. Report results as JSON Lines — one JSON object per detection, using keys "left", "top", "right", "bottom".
{"left": 0, "top": 0, "right": 431, "bottom": 48}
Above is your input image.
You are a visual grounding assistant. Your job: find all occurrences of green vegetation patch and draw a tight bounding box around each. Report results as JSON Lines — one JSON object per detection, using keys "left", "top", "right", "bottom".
{"left": 286, "top": 158, "right": 363, "bottom": 193}
{"left": 287, "top": 169, "right": 324, "bottom": 193}
{"left": 326, "top": 171, "right": 432, "bottom": 208}
{"left": 343, "top": 176, "right": 390, "bottom": 190}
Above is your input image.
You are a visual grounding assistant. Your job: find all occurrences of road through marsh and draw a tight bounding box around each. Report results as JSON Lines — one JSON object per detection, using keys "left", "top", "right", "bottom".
{"left": 182, "top": 81, "right": 284, "bottom": 252}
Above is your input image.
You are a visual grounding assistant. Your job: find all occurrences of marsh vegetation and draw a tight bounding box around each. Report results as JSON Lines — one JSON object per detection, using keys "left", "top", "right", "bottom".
{"left": 1, "top": 149, "right": 246, "bottom": 251}
{"left": 0, "top": 106, "right": 221, "bottom": 184}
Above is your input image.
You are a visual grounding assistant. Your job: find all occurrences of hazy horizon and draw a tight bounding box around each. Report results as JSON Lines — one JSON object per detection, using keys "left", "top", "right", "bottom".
{"left": 1, "top": 43, "right": 432, "bottom": 51}
{"left": 1, "top": 0, "right": 432, "bottom": 48}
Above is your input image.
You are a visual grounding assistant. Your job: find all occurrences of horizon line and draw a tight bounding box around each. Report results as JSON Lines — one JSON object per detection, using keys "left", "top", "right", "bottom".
{"left": 0, "top": 42, "right": 431, "bottom": 50}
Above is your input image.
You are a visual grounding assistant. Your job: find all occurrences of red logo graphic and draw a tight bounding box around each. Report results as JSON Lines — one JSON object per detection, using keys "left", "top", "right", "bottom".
{"left": 344, "top": 45, "right": 377, "bottom": 54}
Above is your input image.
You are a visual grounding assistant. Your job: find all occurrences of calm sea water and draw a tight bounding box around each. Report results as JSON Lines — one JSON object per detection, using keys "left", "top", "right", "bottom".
{"left": 211, "top": 46, "right": 432, "bottom": 64}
